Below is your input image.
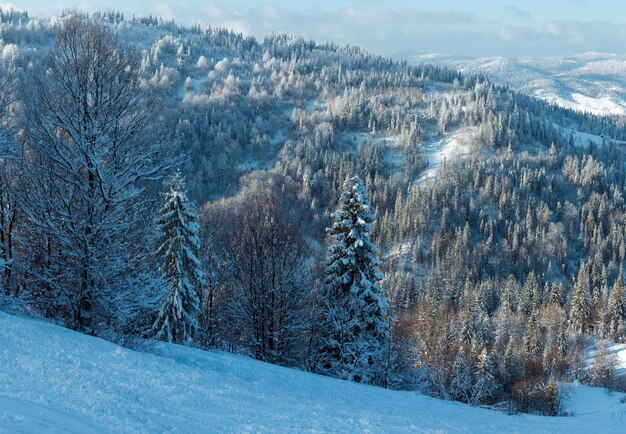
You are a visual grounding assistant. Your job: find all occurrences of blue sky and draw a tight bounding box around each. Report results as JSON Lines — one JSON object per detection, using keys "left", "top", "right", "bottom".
{"left": 4, "top": 1, "right": 626, "bottom": 57}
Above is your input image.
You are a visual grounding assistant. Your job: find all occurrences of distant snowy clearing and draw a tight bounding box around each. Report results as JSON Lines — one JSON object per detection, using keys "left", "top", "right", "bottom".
{"left": 538, "top": 91, "right": 626, "bottom": 117}
{"left": 417, "top": 128, "right": 475, "bottom": 183}
{"left": 586, "top": 342, "right": 626, "bottom": 376}
{"left": 1, "top": 311, "right": 626, "bottom": 433}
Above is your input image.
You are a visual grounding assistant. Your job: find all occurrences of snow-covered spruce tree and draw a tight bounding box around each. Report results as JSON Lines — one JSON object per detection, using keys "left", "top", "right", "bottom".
{"left": 152, "top": 174, "right": 203, "bottom": 344}
{"left": 470, "top": 348, "right": 497, "bottom": 406}
{"left": 317, "top": 176, "right": 389, "bottom": 385}
{"left": 569, "top": 262, "right": 591, "bottom": 337}
{"left": 449, "top": 346, "right": 473, "bottom": 403}
{"left": 607, "top": 269, "right": 625, "bottom": 340}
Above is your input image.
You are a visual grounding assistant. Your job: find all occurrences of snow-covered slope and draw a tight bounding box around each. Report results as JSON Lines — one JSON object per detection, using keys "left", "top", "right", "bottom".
{"left": 395, "top": 52, "right": 626, "bottom": 116}
{"left": 586, "top": 342, "right": 626, "bottom": 376}
{"left": 1, "top": 311, "right": 626, "bottom": 433}
{"left": 417, "top": 127, "right": 476, "bottom": 183}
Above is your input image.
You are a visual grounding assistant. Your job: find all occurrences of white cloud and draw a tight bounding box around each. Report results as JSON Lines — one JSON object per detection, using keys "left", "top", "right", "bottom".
{"left": 545, "top": 22, "right": 561, "bottom": 37}
{"left": 221, "top": 19, "right": 252, "bottom": 36}
{"left": 152, "top": 2, "right": 176, "bottom": 21}
{"left": 499, "top": 26, "right": 517, "bottom": 42}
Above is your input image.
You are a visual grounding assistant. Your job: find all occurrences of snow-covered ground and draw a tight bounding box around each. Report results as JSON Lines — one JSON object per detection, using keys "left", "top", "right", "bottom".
{"left": 417, "top": 128, "right": 475, "bottom": 182}
{"left": 538, "top": 91, "right": 626, "bottom": 117}
{"left": 2, "top": 311, "right": 626, "bottom": 433}
{"left": 586, "top": 342, "right": 626, "bottom": 376}
{"left": 563, "top": 381, "right": 626, "bottom": 422}
{"left": 550, "top": 121, "right": 626, "bottom": 147}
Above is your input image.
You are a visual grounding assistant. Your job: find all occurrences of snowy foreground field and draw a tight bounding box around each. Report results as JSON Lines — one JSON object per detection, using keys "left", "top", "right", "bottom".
{"left": 1, "top": 311, "right": 625, "bottom": 433}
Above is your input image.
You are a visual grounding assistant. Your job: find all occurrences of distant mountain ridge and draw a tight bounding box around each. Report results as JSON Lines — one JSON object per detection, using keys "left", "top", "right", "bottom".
{"left": 394, "top": 51, "right": 626, "bottom": 116}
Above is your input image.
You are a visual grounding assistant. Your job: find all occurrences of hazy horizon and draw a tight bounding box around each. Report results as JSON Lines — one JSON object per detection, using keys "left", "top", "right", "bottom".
{"left": 3, "top": 1, "right": 626, "bottom": 58}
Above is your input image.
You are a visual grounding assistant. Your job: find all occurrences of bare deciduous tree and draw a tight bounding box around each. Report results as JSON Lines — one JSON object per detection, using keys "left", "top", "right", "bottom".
{"left": 204, "top": 178, "right": 315, "bottom": 365}
{"left": 20, "top": 14, "right": 166, "bottom": 330}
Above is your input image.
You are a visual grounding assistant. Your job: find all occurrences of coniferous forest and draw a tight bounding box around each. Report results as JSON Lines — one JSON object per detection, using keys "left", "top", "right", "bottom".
{"left": 1, "top": 9, "right": 626, "bottom": 416}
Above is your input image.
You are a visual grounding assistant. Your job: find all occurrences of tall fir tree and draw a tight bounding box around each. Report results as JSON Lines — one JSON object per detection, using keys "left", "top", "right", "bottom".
{"left": 153, "top": 174, "right": 203, "bottom": 343}
{"left": 501, "top": 336, "right": 522, "bottom": 387}
{"left": 449, "top": 346, "right": 473, "bottom": 403}
{"left": 607, "top": 269, "right": 626, "bottom": 340}
{"left": 526, "top": 312, "right": 539, "bottom": 354}
{"left": 569, "top": 262, "right": 591, "bottom": 337}
{"left": 470, "top": 348, "right": 498, "bottom": 405}
{"left": 317, "top": 176, "right": 389, "bottom": 384}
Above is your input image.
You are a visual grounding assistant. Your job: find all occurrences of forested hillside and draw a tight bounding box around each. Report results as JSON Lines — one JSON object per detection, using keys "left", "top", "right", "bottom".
{"left": 1, "top": 8, "right": 626, "bottom": 415}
